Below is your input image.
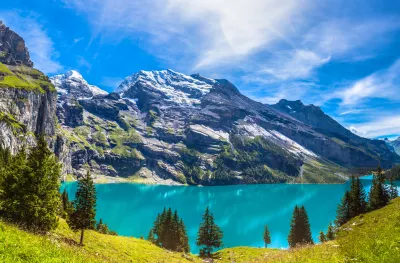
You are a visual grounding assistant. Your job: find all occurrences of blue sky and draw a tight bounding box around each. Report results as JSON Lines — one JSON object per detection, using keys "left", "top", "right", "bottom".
{"left": 1, "top": 0, "right": 400, "bottom": 139}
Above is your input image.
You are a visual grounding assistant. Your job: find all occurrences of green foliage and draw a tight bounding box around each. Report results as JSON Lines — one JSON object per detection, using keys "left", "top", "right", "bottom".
{"left": 325, "top": 222, "right": 335, "bottom": 241}
{"left": 60, "top": 189, "right": 74, "bottom": 219}
{"left": 95, "top": 218, "right": 117, "bottom": 236}
{"left": 318, "top": 231, "right": 326, "bottom": 243}
{"left": 0, "top": 112, "right": 26, "bottom": 135}
{"left": 0, "top": 63, "right": 56, "bottom": 93}
{"left": 389, "top": 175, "right": 398, "bottom": 200}
{"left": 288, "top": 205, "right": 313, "bottom": 248}
{"left": 0, "top": 136, "right": 61, "bottom": 232}
{"left": 68, "top": 171, "right": 97, "bottom": 245}
{"left": 386, "top": 165, "right": 400, "bottom": 180}
{"left": 148, "top": 110, "right": 158, "bottom": 126}
{"left": 196, "top": 206, "right": 223, "bottom": 257}
{"left": 368, "top": 166, "right": 390, "bottom": 211}
{"left": 149, "top": 207, "right": 190, "bottom": 252}
{"left": 336, "top": 176, "right": 367, "bottom": 226}
{"left": 335, "top": 191, "right": 351, "bottom": 226}
{"left": 263, "top": 225, "right": 271, "bottom": 248}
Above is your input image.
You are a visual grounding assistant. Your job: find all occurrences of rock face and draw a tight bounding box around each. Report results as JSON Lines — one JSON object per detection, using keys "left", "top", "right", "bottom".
{"left": 0, "top": 21, "right": 33, "bottom": 67}
{"left": 50, "top": 68, "right": 399, "bottom": 185}
{"left": 387, "top": 137, "right": 400, "bottom": 156}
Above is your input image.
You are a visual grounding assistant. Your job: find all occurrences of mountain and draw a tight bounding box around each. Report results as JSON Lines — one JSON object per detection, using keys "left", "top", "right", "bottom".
{"left": 49, "top": 68, "right": 398, "bottom": 185}
{"left": 1, "top": 21, "right": 398, "bottom": 185}
{"left": 0, "top": 22, "right": 72, "bottom": 175}
{"left": 387, "top": 137, "right": 400, "bottom": 156}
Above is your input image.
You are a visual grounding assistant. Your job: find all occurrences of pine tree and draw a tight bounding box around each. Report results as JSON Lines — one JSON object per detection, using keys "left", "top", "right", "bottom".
{"left": 368, "top": 166, "right": 390, "bottom": 210}
{"left": 149, "top": 208, "right": 189, "bottom": 252}
{"left": 335, "top": 191, "right": 351, "bottom": 226}
{"left": 68, "top": 171, "right": 97, "bottom": 245}
{"left": 0, "top": 136, "right": 61, "bottom": 232}
{"left": 263, "top": 225, "right": 271, "bottom": 248}
{"left": 196, "top": 206, "right": 223, "bottom": 257}
{"left": 326, "top": 222, "right": 335, "bottom": 240}
{"left": 318, "top": 231, "right": 326, "bottom": 243}
{"left": 147, "top": 228, "right": 155, "bottom": 243}
{"left": 349, "top": 176, "right": 367, "bottom": 218}
{"left": 61, "top": 189, "right": 74, "bottom": 219}
{"left": 288, "top": 205, "right": 313, "bottom": 248}
{"left": 389, "top": 176, "right": 398, "bottom": 200}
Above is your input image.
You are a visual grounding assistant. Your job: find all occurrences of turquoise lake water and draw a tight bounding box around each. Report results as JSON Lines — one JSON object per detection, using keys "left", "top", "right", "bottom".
{"left": 61, "top": 176, "right": 395, "bottom": 253}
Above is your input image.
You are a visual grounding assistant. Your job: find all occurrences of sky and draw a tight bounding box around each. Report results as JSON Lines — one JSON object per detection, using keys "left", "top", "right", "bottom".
{"left": 1, "top": 0, "right": 400, "bottom": 140}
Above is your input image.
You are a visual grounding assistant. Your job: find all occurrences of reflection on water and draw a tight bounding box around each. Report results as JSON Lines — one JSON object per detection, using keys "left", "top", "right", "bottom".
{"left": 61, "top": 176, "right": 390, "bottom": 253}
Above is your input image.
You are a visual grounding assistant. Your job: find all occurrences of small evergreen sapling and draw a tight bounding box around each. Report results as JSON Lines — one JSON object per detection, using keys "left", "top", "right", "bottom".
{"left": 263, "top": 225, "right": 271, "bottom": 248}
{"left": 68, "top": 171, "right": 97, "bottom": 245}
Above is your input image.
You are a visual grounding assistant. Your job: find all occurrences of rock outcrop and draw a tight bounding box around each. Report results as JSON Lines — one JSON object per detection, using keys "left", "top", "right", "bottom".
{"left": 0, "top": 21, "right": 33, "bottom": 67}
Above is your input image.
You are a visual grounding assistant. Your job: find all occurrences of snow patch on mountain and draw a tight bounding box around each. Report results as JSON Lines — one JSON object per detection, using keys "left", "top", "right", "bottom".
{"left": 50, "top": 70, "right": 108, "bottom": 98}
{"left": 239, "top": 122, "right": 317, "bottom": 157}
{"left": 117, "top": 69, "right": 215, "bottom": 106}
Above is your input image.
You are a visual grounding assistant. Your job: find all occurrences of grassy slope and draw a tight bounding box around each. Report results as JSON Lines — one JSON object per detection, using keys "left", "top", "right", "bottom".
{"left": 0, "top": 219, "right": 200, "bottom": 263}
{"left": 216, "top": 197, "right": 400, "bottom": 263}
{"left": 1, "top": 198, "right": 399, "bottom": 263}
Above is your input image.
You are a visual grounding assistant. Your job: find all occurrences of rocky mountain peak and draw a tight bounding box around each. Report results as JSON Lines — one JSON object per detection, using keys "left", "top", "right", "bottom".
{"left": 117, "top": 69, "right": 216, "bottom": 106}
{"left": 0, "top": 21, "right": 33, "bottom": 67}
{"left": 50, "top": 70, "right": 108, "bottom": 98}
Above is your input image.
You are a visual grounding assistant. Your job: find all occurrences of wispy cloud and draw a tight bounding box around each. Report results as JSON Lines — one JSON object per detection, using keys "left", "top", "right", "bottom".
{"left": 76, "top": 56, "right": 91, "bottom": 72}
{"left": 0, "top": 11, "right": 62, "bottom": 74}
{"left": 101, "top": 76, "right": 124, "bottom": 90}
{"left": 349, "top": 115, "right": 400, "bottom": 138}
{"left": 334, "top": 58, "right": 400, "bottom": 106}
{"left": 339, "top": 109, "right": 364, "bottom": 116}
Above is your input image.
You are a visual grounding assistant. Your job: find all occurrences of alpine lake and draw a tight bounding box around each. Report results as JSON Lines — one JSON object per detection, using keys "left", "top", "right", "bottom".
{"left": 61, "top": 175, "right": 398, "bottom": 253}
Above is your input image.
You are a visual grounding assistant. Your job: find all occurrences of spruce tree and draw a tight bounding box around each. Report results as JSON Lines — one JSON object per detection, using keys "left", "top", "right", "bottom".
{"left": 0, "top": 136, "right": 61, "bottom": 232}
{"left": 147, "top": 228, "right": 155, "bottom": 243}
{"left": 349, "top": 176, "right": 367, "bottom": 218}
{"left": 326, "top": 222, "right": 335, "bottom": 241}
{"left": 196, "top": 206, "right": 223, "bottom": 257}
{"left": 288, "top": 205, "right": 313, "bottom": 248}
{"left": 318, "top": 231, "right": 326, "bottom": 243}
{"left": 368, "top": 166, "right": 390, "bottom": 210}
{"left": 389, "top": 176, "right": 398, "bottom": 200}
{"left": 335, "top": 191, "right": 351, "bottom": 226}
{"left": 263, "top": 225, "right": 271, "bottom": 248}
{"left": 149, "top": 208, "right": 189, "bottom": 252}
{"left": 61, "top": 189, "right": 74, "bottom": 219}
{"left": 68, "top": 171, "right": 97, "bottom": 245}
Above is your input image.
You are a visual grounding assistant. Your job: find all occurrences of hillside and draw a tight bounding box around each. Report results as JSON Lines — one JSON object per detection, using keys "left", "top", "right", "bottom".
{"left": 216, "top": 197, "right": 400, "bottom": 263}
{"left": 1, "top": 198, "right": 399, "bottom": 262}
{"left": 0, "top": 218, "right": 200, "bottom": 263}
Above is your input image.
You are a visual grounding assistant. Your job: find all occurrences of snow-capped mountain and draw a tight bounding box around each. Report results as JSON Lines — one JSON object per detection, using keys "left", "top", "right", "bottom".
{"left": 50, "top": 69, "right": 399, "bottom": 185}
{"left": 50, "top": 70, "right": 108, "bottom": 98}
{"left": 117, "top": 69, "right": 215, "bottom": 106}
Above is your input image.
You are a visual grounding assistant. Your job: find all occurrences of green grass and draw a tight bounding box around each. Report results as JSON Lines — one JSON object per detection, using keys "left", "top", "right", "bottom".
{"left": 216, "top": 197, "right": 400, "bottom": 263}
{"left": 0, "top": 219, "right": 200, "bottom": 263}
{"left": 0, "top": 63, "right": 56, "bottom": 93}
{"left": 0, "top": 112, "right": 26, "bottom": 135}
{"left": 0, "top": 198, "right": 399, "bottom": 262}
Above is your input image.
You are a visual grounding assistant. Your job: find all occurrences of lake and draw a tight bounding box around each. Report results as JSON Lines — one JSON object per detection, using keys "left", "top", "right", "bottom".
{"left": 61, "top": 176, "right": 394, "bottom": 253}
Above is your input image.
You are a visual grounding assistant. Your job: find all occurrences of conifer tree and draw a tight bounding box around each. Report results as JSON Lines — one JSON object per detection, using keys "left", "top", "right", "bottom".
{"left": 335, "top": 191, "right": 351, "bottom": 226}
{"left": 368, "top": 166, "right": 390, "bottom": 210}
{"left": 68, "top": 171, "right": 97, "bottom": 245}
{"left": 288, "top": 205, "right": 313, "bottom": 247}
{"left": 263, "top": 225, "right": 271, "bottom": 248}
{"left": 318, "top": 231, "right": 326, "bottom": 243}
{"left": 349, "top": 176, "right": 367, "bottom": 217}
{"left": 196, "top": 206, "right": 223, "bottom": 257}
{"left": 389, "top": 176, "right": 398, "bottom": 200}
{"left": 149, "top": 207, "right": 189, "bottom": 252}
{"left": 0, "top": 136, "right": 61, "bottom": 232}
{"left": 61, "top": 189, "right": 74, "bottom": 219}
{"left": 147, "top": 228, "right": 155, "bottom": 243}
{"left": 326, "top": 222, "right": 335, "bottom": 240}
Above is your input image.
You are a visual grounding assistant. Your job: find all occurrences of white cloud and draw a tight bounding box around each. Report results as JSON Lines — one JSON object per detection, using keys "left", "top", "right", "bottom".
{"left": 336, "top": 59, "right": 400, "bottom": 106}
{"left": 260, "top": 49, "right": 330, "bottom": 80}
{"left": 349, "top": 115, "right": 400, "bottom": 138}
{"left": 339, "top": 109, "right": 364, "bottom": 116}
{"left": 0, "top": 11, "right": 62, "bottom": 74}
{"left": 76, "top": 56, "right": 91, "bottom": 72}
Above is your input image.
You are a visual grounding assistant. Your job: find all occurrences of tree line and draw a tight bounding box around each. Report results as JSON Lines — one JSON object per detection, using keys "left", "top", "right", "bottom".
{"left": 0, "top": 137, "right": 397, "bottom": 255}
{"left": 0, "top": 136, "right": 115, "bottom": 245}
